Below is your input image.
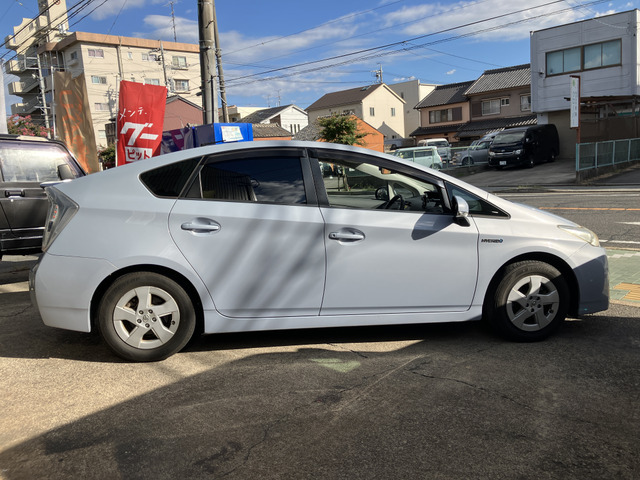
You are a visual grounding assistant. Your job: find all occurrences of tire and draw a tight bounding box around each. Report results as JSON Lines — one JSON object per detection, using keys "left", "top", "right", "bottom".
{"left": 98, "top": 272, "right": 196, "bottom": 362}
{"left": 461, "top": 157, "right": 473, "bottom": 166}
{"left": 526, "top": 155, "right": 535, "bottom": 168}
{"left": 484, "top": 261, "right": 569, "bottom": 342}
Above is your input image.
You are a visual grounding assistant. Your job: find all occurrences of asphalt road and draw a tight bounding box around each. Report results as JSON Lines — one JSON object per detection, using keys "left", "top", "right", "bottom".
{"left": 1, "top": 249, "right": 639, "bottom": 479}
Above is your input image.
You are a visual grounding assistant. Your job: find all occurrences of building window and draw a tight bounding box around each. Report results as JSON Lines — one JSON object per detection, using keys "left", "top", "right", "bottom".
{"left": 369, "top": 107, "right": 375, "bottom": 116}
{"left": 127, "top": 51, "right": 133, "bottom": 60}
{"left": 172, "top": 56, "right": 187, "bottom": 69}
{"left": 70, "top": 52, "right": 78, "bottom": 60}
{"left": 91, "top": 75, "right": 107, "bottom": 84}
{"left": 391, "top": 107, "right": 396, "bottom": 117}
{"left": 546, "top": 40, "right": 621, "bottom": 75}
{"left": 584, "top": 40, "right": 621, "bottom": 70}
{"left": 429, "top": 107, "right": 462, "bottom": 124}
{"left": 500, "top": 98, "right": 510, "bottom": 107}
{"left": 98, "top": 130, "right": 107, "bottom": 139}
{"left": 520, "top": 95, "right": 531, "bottom": 111}
{"left": 482, "top": 99, "right": 500, "bottom": 116}
{"left": 174, "top": 79, "right": 189, "bottom": 91}
{"left": 88, "top": 48, "right": 104, "bottom": 58}
{"left": 94, "top": 103, "right": 109, "bottom": 111}
{"left": 145, "top": 78, "right": 161, "bottom": 86}
{"left": 142, "top": 53, "right": 149, "bottom": 61}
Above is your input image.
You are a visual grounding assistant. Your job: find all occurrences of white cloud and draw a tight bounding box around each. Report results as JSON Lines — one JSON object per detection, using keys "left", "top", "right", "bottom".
{"left": 139, "top": 15, "right": 199, "bottom": 43}
{"left": 382, "top": 0, "right": 595, "bottom": 42}
{"left": 446, "top": 69, "right": 456, "bottom": 75}
{"left": 89, "top": 0, "right": 147, "bottom": 21}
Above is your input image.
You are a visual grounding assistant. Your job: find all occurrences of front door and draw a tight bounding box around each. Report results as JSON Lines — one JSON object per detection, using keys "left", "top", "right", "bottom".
{"left": 313, "top": 151, "right": 479, "bottom": 315}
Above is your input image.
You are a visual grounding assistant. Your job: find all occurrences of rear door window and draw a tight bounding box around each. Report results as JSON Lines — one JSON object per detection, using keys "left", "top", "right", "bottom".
{"left": 0, "top": 140, "right": 83, "bottom": 183}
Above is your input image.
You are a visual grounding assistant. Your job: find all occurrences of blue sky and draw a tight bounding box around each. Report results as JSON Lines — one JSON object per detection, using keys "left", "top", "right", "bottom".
{"left": 2, "top": 0, "right": 639, "bottom": 111}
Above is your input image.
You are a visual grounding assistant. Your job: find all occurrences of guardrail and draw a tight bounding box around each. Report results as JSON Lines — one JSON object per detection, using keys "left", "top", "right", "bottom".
{"left": 576, "top": 138, "right": 640, "bottom": 171}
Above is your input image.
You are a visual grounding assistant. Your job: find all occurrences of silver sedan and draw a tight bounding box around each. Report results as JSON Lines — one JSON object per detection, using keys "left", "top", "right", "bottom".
{"left": 30, "top": 141, "right": 609, "bottom": 361}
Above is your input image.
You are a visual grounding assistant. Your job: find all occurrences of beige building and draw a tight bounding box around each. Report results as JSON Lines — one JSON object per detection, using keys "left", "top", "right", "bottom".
{"left": 306, "top": 84, "right": 406, "bottom": 140}
{"left": 388, "top": 79, "right": 437, "bottom": 137}
{"left": 5, "top": 0, "right": 202, "bottom": 149}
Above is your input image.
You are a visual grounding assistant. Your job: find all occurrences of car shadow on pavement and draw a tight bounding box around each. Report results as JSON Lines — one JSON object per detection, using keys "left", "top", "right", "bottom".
{"left": 0, "top": 309, "right": 637, "bottom": 480}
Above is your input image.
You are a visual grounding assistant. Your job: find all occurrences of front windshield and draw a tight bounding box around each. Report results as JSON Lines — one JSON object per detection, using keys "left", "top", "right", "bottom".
{"left": 429, "top": 141, "right": 449, "bottom": 148}
{"left": 493, "top": 131, "right": 525, "bottom": 144}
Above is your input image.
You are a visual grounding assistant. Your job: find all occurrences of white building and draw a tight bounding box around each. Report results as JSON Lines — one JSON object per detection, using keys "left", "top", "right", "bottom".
{"left": 388, "top": 79, "right": 436, "bottom": 137}
{"left": 4, "top": 0, "right": 203, "bottom": 149}
{"left": 531, "top": 9, "right": 640, "bottom": 156}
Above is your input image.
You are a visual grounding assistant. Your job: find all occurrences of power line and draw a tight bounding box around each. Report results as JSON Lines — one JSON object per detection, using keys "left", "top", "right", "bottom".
{"left": 225, "top": 0, "right": 609, "bottom": 88}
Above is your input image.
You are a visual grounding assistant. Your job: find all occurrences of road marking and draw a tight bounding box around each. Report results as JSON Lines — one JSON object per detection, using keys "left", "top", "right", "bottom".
{"left": 618, "top": 222, "right": 640, "bottom": 226}
{"left": 540, "top": 207, "right": 640, "bottom": 211}
{"left": 602, "top": 240, "right": 640, "bottom": 246}
{"left": 613, "top": 283, "right": 640, "bottom": 301}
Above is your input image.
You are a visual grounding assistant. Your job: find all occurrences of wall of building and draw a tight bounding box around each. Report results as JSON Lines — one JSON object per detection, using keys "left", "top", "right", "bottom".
{"left": 469, "top": 87, "right": 532, "bottom": 119}
{"left": 531, "top": 10, "right": 640, "bottom": 113}
{"left": 361, "top": 87, "right": 404, "bottom": 139}
{"left": 277, "top": 109, "right": 309, "bottom": 135}
{"left": 389, "top": 80, "right": 436, "bottom": 137}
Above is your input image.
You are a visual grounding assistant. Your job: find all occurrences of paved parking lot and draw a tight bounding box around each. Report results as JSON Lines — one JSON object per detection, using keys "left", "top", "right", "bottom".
{"left": 0, "top": 253, "right": 639, "bottom": 479}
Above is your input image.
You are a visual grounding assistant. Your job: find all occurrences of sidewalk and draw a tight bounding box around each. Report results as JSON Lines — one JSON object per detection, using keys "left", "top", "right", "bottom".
{"left": 607, "top": 249, "right": 640, "bottom": 304}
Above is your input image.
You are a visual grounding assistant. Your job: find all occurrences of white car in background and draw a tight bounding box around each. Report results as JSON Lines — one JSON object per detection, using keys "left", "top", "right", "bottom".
{"left": 392, "top": 146, "right": 443, "bottom": 170}
{"left": 30, "top": 141, "right": 609, "bottom": 362}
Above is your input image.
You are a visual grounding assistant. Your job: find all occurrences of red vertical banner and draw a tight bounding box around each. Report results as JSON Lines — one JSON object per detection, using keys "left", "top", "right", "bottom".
{"left": 117, "top": 81, "right": 167, "bottom": 166}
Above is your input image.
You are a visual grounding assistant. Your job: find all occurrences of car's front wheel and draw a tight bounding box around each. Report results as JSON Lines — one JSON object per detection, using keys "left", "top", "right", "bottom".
{"left": 97, "top": 272, "right": 196, "bottom": 362}
{"left": 485, "top": 261, "right": 569, "bottom": 341}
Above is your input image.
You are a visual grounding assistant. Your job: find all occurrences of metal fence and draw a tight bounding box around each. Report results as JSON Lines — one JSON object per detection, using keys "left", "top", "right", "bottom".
{"left": 576, "top": 138, "right": 640, "bottom": 171}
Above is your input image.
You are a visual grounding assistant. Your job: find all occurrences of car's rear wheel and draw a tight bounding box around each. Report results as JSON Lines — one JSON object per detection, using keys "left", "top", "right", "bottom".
{"left": 97, "top": 272, "right": 196, "bottom": 362}
{"left": 461, "top": 157, "right": 473, "bottom": 166}
{"left": 485, "top": 261, "right": 569, "bottom": 341}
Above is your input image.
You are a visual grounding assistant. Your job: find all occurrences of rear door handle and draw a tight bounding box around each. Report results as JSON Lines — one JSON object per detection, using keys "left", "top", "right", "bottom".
{"left": 5, "top": 189, "right": 24, "bottom": 198}
{"left": 181, "top": 219, "right": 221, "bottom": 234}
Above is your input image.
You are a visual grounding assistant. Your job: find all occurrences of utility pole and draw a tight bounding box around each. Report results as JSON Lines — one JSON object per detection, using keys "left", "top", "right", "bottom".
{"left": 212, "top": 0, "right": 228, "bottom": 122}
{"left": 0, "top": 60, "right": 7, "bottom": 134}
{"left": 198, "top": 0, "right": 217, "bottom": 124}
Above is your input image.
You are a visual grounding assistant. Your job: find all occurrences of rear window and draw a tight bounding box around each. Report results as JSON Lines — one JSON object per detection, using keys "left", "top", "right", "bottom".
{"left": 0, "top": 140, "right": 83, "bottom": 182}
{"left": 493, "top": 131, "right": 525, "bottom": 144}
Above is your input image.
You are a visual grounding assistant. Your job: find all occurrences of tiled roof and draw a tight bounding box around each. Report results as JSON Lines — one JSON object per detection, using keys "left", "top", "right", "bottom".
{"left": 293, "top": 121, "right": 322, "bottom": 141}
{"left": 415, "top": 81, "right": 475, "bottom": 109}
{"left": 465, "top": 64, "right": 531, "bottom": 95}
{"left": 306, "top": 84, "right": 385, "bottom": 111}
{"left": 456, "top": 114, "right": 537, "bottom": 138}
{"left": 251, "top": 123, "right": 292, "bottom": 138}
{"left": 241, "top": 105, "right": 294, "bottom": 123}
{"left": 409, "top": 123, "right": 465, "bottom": 137}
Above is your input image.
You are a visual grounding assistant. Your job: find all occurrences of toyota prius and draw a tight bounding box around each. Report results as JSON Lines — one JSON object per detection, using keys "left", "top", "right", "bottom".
{"left": 30, "top": 141, "right": 609, "bottom": 361}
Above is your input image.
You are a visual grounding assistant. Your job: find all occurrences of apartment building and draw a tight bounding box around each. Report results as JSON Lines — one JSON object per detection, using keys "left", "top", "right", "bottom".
{"left": 5, "top": 0, "right": 202, "bottom": 149}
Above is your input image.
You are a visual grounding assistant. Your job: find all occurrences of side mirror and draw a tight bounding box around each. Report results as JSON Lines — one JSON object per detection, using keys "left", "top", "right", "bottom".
{"left": 375, "top": 187, "right": 389, "bottom": 201}
{"left": 58, "top": 164, "right": 74, "bottom": 180}
{"left": 452, "top": 195, "right": 470, "bottom": 227}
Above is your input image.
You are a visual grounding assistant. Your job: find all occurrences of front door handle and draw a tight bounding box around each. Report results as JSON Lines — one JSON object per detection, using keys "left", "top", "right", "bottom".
{"left": 181, "top": 219, "right": 221, "bottom": 234}
{"left": 329, "top": 229, "right": 365, "bottom": 242}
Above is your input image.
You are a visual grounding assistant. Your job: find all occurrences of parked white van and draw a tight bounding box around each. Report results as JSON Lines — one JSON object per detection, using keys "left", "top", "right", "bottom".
{"left": 391, "top": 146, "right": 443, "bottom": 170}
{"left": 417, "top": 138, "right": 451, "bottom": 163}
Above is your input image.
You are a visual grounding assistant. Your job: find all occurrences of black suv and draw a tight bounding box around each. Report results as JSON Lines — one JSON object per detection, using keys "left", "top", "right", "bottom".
{"left": 0, "top": 135, "right": 85, "bottom": 259}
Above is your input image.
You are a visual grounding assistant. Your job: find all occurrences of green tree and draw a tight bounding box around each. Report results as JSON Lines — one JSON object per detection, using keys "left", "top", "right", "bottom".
{"left": 98, "top": 144, "right": 116, "bottom": 170}
{"left": 7, "top": 114, "right": 52, "bottom": 138}
{"left": 318, "top": 115, "right": 368, "bottom": 146}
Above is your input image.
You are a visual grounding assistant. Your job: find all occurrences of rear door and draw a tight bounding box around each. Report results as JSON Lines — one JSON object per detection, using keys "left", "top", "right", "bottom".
{"left": 168, "top": 148, "right": 326, "bottom": 318}
{"left": 0, "top": 139, "right": 81, "bottom": 251}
